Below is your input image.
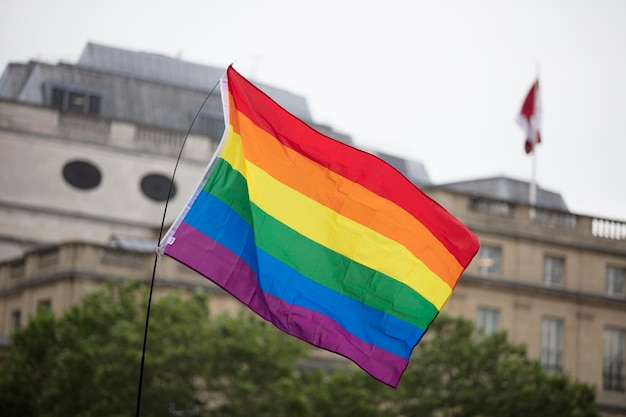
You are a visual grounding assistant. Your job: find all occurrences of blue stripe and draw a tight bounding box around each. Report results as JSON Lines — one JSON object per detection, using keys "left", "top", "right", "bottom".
{"left": 256, "top": 250, "right": 422, "bottom": 359}
{"left": 183, "top": 190, "right": 422, "bottom": 359}
{"left": 184, "top": 191, "right": 258, "bottom": 268}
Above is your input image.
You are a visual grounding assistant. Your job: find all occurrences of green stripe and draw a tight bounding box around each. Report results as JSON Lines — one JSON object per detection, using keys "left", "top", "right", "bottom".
{"left": 204, "top": 157, "right": 439, "bottom": 329}
{"left": 251, "top": 205, "right": 438, "bottom": 329}
{"left": 203, "top": 158, "right": 253, "bottom": 224}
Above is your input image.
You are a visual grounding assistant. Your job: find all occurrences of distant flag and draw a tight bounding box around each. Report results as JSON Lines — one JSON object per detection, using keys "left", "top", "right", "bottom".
{"left": 160, "top": 66, "right": 479, "bottom": 387}
{"left": 517, "top": 80, "right": 542, "bottom": 154}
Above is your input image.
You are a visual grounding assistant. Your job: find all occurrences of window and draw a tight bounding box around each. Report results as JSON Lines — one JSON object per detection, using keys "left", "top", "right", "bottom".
{"left": 140, "top": 173, "right": 176, "bottom": 202}
{"left": 540, "top": 317, "right": 563, "bottom": 372}
{"left": 477, "top": 244, "right": 501, "bottom": 276}
{"left": 38, "top": 299, "right": 52, "bottom": 310}
{"left": 49, "top": 85, "right": 102, "bottom": 115}
{"left": 10, "top": 310, "right": 21, "bottom": 331}
{"left": 467, "top": 197, "right": 511, "bottom": 216}
{"left": 88, "top": 95, "right": 102, "bottom": 114}
{"left": 62, "top": 160, "right": 102, "bottom": 190}
{"left": 477, "top": 307, "right": 500, "bottom": 336}
{"left": 67, "top": 91, "right": 86, "bottom": 112}
{"left": 51, "top": 87, "right": 65, "bottom": 108}
{"left": 9, "top": 260, "right": 24, "bottom": 278}
{"left": 604, "top": 328, "right": 625, "bottom": 392}
{"left": 606, "top": 265, "right": 625, "bottom": 296}
{"left": 543, "top": 255, "right": 565, "bottom": 287}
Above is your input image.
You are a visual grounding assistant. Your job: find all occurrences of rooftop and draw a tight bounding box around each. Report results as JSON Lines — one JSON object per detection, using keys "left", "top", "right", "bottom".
{"left": 436, "top": 176, "right": 568, "bottom": 211}
{"left": 0, "top": 43, "right": 318, "bottom": 133}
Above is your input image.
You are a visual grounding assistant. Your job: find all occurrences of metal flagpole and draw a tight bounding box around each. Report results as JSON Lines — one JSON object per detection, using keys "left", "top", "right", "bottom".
{"left": 529, "top": 64, "right": 540, "bottom": 210}
{"left": 134, "top": 77, "right": 222, "bottom": 417}
{"left": 530, "top": 135, "right": 537, "bottom": 207}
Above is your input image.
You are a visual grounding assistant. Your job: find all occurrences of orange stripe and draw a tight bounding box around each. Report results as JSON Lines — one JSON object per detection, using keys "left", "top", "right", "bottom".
{"left": 230, "top": 106, "right": 464, "bottom": 288}
{"left": 227, "top": 71, "right": 479, "bottom": 267}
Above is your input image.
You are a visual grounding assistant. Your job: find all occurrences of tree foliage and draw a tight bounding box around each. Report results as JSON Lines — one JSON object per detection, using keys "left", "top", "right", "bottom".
{"left": 0, "top": 282, "right": 600, "bottom": 417}
{"left": 393, "top": 315, "right": 600, "bottom": 417}
{"left": 0, "top": 281, "right": 214, "bottom": 417}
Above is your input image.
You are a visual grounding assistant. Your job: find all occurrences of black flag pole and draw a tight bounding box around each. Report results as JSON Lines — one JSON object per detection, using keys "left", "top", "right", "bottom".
{"left": 134, "top": 76, "right": 222, "bottom": 417}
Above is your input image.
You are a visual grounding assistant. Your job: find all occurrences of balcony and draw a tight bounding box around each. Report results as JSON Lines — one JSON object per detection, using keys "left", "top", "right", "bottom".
{"left": 0, "top": 241, "right": 215, "bottom": 293}
{"left": 426, "top": 189, "right": 626, "bottom": 254}
{"left": 0, "top": 101, "right": 214, "bottom": 162}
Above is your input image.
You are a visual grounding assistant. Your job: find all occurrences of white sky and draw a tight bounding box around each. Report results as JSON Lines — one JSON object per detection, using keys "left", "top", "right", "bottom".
{"left": 1, "top": 0, "right": 625, "bottom": 220}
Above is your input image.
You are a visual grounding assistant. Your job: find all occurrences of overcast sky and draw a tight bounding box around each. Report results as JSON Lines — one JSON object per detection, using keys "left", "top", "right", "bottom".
{"left": 1, "top": 0, "right": 625, "bottom": 220}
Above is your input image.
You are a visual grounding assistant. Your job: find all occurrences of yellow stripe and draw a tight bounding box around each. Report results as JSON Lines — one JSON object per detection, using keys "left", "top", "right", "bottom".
{"left": 221, "top": 127, "right": 451, "bottom": 309}
{"left": 222, "top": 128, "right": 246, "bottom": 174}
{"left": 232, "top": 108, "right": 464, "bottom": 287}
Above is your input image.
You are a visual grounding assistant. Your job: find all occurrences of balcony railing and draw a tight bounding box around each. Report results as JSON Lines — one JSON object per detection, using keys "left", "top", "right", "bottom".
{"left": 592, "top": 218, "right": 626, "bottom": 240}
{"left": 0, "top": 101, "right": 213, "bottom": 162}
{"left": 531, "top": 207, "right": 578, "bottom": 231}
{"left": 464, "top": 196, "right": 626, "bottom": 244}
{"left": 467, "top": 197, "right": 512, "bottom": 217}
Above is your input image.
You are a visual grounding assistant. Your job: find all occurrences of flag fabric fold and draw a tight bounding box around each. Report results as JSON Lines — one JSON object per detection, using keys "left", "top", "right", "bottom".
{"left": 161, "top": 66, "right": 479, "bottom": 387}
{"left": 517, "top": 80, "right": 542, "bottom": 154}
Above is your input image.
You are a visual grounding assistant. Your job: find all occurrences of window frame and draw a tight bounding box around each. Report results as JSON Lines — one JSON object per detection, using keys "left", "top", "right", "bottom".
{"left": 476, "top": 306, "right": 500, "bottom": 336}
{"left": 606, "top": 265, "right": 625, "bottom": 296}
{"left": 543, "top": 254, "right": 565, "bottom": 287}
{"left": 62, "top": 160, "right": 102, "bottom": 190}
{"left": 140, "top": 173, "right": 177, "bottom": 202}
{"left": 540, "top": 316, "right": 564, "bottom": 373}
{"left": 44, "top": 82, "right": 103, "bottom": 115}
{"left": 38, "top": 299, "right": 52, "bottom": 310}
{"left": 477, "top": 244, "right": 502, "bottom": 276}
{"left": 10, "top": 309, "right": 21, "bottom": 331}
{"left": 604, "top": 327, "right": 625, "bottom": 392}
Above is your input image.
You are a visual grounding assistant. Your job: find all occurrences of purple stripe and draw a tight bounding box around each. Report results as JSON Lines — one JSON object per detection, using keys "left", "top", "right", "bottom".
{"left": 164, "top": 222, "right": 409, "bottom": 387}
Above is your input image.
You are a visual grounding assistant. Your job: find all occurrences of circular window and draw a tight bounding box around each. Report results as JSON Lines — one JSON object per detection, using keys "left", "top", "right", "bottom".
{"left": 62, "top": 160, "right": 102, "bottom": 190}
{"left": 140, "top": 174, "right": 176, "bottom": 202}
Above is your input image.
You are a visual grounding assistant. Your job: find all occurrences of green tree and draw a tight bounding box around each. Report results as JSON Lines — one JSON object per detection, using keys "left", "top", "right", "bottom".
{"left": 299, "top": 367, "right": 396, "bottom": 417}
{"left": 392, "top": 315, "right": 600, "bottom": 417}
{"left": 0, "top": 282, "right": 600, "bottom": 417}
{"left": 0, "top": 281, "right": 216, "bottom": 417}
{"left": 0, "top": 281, "right": 358, "bottom": 417}
{"left": 0, "top": 303, "right": 57, "bottom": 417}
{"left": 202, "top": 313, "right": 311, "bottom": 417}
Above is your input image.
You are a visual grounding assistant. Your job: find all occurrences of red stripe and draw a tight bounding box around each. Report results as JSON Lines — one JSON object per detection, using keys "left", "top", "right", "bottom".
{"left": 227, "top": 66, "right": 479, "bottom": 266}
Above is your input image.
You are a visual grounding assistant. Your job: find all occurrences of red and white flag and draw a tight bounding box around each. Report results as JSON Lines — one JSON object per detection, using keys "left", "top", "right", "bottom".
{"left": 516, "top": 80, "right": 541, "bottom": 154}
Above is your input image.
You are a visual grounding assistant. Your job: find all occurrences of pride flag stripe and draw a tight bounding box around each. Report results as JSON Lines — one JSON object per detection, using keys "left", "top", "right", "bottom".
{"left": 194, "top": 161, "right": 439, "bottom": 329}
{"left": 230, "top": 111, "right": 464, "bottom": 287}
{"left": 251, "top": 204, "right": 439, "bottom": 328}
{"left": 228, "top": 74, "right": 477, "bottom": 267}
{"left": 178, "top": 193, "right": 425, "bottom": 357}
{"left": 221, "top": 140, "right": 452, "bottom": 309}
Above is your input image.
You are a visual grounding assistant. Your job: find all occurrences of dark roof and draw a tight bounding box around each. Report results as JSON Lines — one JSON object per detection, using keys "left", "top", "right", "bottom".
{"left": 76, "top": 43, "right": 313, "bottom": 121}
{"left": 0, "top": 43, "right": 322, "bottom": 132}
{"left": 77, "top": 43, "right": 225, "bottom": 91}
{"left": 436, "top": 176, "right": 568, "bottom": 211}
{"left": 0, "top": 59, "right": 223, "bottom": 132}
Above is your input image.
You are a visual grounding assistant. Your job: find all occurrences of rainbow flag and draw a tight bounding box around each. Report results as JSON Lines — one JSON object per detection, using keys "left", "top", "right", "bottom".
{"left": 161, "top": 66, "right": 479, "bottom": 387}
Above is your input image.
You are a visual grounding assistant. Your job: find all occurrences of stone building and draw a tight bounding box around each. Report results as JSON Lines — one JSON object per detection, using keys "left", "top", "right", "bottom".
{"left": 425, "top": 181, "right": 626, "bottom": 416}
{"left": 0, "top": 42, "right": 352, "bottom": 262}
{"left": 0, "top": 43, "right": 624, "bottom": 415}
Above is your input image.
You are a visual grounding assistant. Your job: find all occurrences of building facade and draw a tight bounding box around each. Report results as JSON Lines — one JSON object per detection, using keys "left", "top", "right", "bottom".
{"left": 0, "top": 44, "right": 625, "bottom": 415}
{"left": 426, "top": 187, "right": 626, "bottom": 415}
{"left": 0, "top": 43, "right": 353, "bottom": 262}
